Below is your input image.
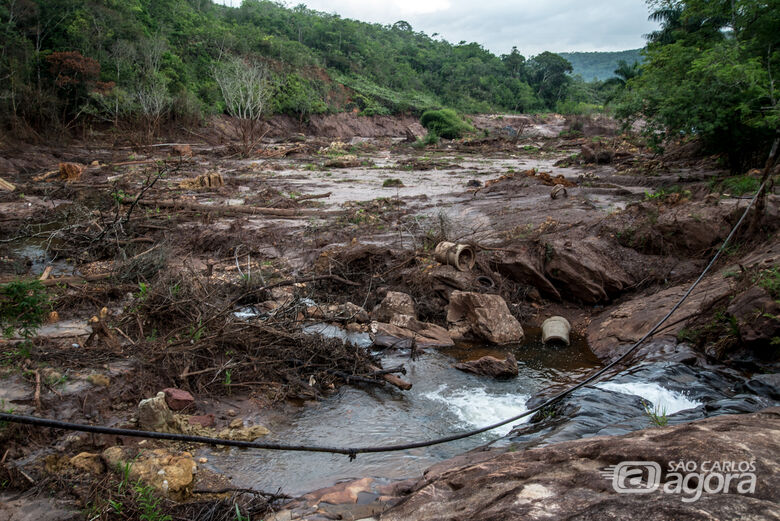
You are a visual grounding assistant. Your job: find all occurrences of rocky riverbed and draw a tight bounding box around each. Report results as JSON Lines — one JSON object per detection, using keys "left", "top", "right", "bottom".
{"left": 0, "top": 112, "right": 777, "bottom": 520}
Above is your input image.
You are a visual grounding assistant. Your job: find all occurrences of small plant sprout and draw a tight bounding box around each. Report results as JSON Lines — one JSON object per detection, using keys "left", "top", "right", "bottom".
{"left": 642, "top": 400, "right": 669, "bottom": 427}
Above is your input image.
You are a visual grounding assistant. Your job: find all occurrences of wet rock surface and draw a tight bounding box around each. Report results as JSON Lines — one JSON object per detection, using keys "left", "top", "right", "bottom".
{"left": 446, "top": 291, "right": 524, "bottom": 344}
{"left": 454, "top": 353, "right": 519, "bottom": 378}
{"left": 381, "top": 408, "right": 780, "bottom": 521}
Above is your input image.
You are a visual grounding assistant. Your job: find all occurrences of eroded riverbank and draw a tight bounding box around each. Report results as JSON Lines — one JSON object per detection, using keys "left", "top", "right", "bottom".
{"left": 0, "top": 113, "right": 778, "bottom": 520}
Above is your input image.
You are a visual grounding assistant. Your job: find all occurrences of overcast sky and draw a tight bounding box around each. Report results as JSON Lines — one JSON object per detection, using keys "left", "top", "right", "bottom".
{"left": 217, "top": 0, "right": 658, "bottom": 56}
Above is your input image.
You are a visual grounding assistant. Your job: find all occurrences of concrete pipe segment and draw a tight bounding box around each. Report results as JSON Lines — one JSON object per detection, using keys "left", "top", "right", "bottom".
{"left": 542, "top": 316, "right": 571, "bottom": 346}
{"left": 434, "top": 241, "right": 476, "bottom": 272}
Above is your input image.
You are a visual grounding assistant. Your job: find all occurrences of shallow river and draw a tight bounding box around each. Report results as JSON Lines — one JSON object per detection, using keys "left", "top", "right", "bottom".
{"left": 201, "top": 328, "right": 622, "bottom": 495}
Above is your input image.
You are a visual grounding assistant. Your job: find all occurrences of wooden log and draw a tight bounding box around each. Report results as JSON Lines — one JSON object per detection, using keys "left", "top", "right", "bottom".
{"left": 369, "top": 364, "right": 412, "bottom": 390}
{"left": 0, "top": 177, "right": 15, "bottom": 191}
{"left": 38, "top": 266, "right": 53, "bottom": 281}
{"left": 133, "top": 199, "right": 301, "bottom": 217}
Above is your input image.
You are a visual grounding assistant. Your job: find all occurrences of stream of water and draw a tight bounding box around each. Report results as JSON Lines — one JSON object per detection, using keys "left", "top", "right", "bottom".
{"left": 201, "top": 328, "right": 608, "bottom": 495}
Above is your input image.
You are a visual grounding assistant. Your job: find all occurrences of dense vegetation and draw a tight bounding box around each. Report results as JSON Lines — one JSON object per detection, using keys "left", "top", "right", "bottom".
{"left": 0, "top": 0, "right": 611, "bottom": 136}
{"left": 558, "top": 49, "right": 643, "bottom": 81}
{"left": 615, "top": 0, "right": 779, "bottom": 170}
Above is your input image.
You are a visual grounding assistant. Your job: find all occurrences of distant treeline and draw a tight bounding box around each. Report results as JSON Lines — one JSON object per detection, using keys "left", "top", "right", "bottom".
{"left": 1, "top": 0, "right": 621, "bottom": 135}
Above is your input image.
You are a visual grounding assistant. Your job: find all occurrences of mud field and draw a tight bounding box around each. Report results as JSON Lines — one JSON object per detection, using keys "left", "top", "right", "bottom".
{"left": 0, "top": 113, "right": 778, "bottom": 520}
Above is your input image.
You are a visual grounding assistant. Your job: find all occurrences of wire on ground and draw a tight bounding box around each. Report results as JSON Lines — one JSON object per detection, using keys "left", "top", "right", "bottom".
{"left": 0, "top": 180, "right": 768, "bottom": 459}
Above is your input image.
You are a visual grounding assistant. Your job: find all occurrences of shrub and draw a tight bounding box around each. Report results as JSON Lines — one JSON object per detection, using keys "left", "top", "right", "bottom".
{"left": 420, "top": 109, "right": 473, "bottom": 139}
{"left": 1, "top": 280, "right": 50, "bottom": 340}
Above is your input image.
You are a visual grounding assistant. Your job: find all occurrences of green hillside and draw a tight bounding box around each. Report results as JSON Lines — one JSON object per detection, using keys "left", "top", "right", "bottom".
{"left": 2, "top": 0, "right": 606, "bottom": 134}
{"left": 558, "top": 49, "right": 643, "bottom": 81}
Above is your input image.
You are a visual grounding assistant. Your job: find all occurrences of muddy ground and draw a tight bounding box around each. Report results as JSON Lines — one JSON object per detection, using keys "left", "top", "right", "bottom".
{"left": 0, "top": 112, "right": 778, "bottom": 520}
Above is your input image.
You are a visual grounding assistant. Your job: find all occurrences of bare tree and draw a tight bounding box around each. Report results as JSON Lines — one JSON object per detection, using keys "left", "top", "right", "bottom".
{"left": 213, "top": 57, "right": 270, "bottom": 155}
{"left": 136, "top": 79, "right": 170, "bottom": 142}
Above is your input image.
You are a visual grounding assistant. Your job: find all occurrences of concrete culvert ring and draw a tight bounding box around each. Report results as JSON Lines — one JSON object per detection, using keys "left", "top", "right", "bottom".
{"left": 477, "top": 276, "right": 495, "bottom": 288}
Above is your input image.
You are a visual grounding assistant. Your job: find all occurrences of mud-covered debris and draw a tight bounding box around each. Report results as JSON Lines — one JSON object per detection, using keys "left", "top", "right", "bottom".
{"left": 69, "top": 452, "right": 105, "bottom": 474}
{"left": 179, "top": 172, "right": 223, "bottom": 189}
{"left": 58, "top": 162, "right": 84, "bottom": 181}
{"left": 171, "top": 144, "right": 193, "bottom": 157}
{"left": 371, "top": 316, "right": 454, "bottom": 349}
{"left": 102, "top": 446, "right": 195, "bottom": 500}
{"left": 581, "top": 143, "right": 615, "bottom": 164}
{"left": 551, "top": 184, "right": 567, "bottom": 199}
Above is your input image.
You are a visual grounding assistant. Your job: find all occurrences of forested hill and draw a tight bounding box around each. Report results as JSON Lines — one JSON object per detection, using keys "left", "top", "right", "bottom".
{"left": 1, "top": 0, "right": 606, "bottom": 132}
{"left": 558, "top": 49, "right": 643, "bottom": 81}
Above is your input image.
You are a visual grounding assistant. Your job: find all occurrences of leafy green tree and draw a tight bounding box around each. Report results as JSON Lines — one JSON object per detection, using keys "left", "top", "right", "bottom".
{"left": 527, "top": 51, "right": 573, "bottom": 108}
{"left": 617, "top": 0, "right": 779, "bottom": 170}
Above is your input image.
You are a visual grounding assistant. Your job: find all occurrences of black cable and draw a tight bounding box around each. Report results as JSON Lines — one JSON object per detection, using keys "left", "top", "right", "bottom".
{"left": 0, "top": 181, "right": 766, "bottom": 456}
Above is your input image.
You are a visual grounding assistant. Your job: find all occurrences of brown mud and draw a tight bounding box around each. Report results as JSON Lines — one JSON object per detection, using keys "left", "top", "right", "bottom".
{"left": 0, "top": 112, "right": 778, "bottom": 520}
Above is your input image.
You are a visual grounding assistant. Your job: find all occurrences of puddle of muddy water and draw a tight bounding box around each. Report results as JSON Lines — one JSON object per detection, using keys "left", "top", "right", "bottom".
{"left": 202, "top": 327, "right": 601, "bottom": 496}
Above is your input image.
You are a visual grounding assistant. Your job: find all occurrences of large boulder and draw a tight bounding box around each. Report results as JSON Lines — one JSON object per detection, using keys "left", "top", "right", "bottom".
{"left": 446, "top": 291, "right": 524, "bottom": 344}
{"left": 493, "top": 245, "right": 561, "bottom": 300}
{"left": 454, "top": 353, "right": 518, "bottom": 378}
{"left": 727, "top": 286, "right": 780, "bottom": 348}
{"left": 372, "top": 291, "right": 416, "bottom": 322}
{"left": 544, "top": 238, "right": 633, "bottom": 304}
{"left": 381, "top": 407, "right": 780, "bottom": 521}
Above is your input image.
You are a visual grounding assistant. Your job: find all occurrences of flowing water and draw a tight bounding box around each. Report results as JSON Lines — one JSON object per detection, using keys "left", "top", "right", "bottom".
{"left": 201, "top": 328, "right": 604, "bottom": 495}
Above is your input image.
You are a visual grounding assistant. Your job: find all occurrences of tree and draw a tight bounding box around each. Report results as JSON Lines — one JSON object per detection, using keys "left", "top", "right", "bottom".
{"left": 616, "top": 0, "right": 778, "bottom": 171}
{"left": 527, "top": 51, "right": 573, "bottom": 108}
{"left": 214, "top": 56, "right": 270, "bottom": 155}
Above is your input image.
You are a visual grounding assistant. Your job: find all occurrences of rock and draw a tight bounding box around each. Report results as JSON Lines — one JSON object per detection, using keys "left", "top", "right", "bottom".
{"left": 404, "top": 125, "right": 424, "bottom": 143}
{"left": 138, "top": 392, "right": 174, "bottom": 431}
{"left": 430, "top": 265, "right": 478, "bottom": 300}
{"left": 69, "top": 452, "right": 105, "bottom": 474}
{"left": 446, "top": 291, "right": 524, "bottom": 344}
{"left": 544, "top": 238, "right": 633, "bottom": 304}
{"left": 381, "top": 407, "right": 780, "bottom": 521}
{"left": 727, "top": 286, "right": 780, "bottom": 347}
{"left": 218, "top": 422, "right": 270, "bottom": 441}
{"left": 454, "top": 353, "right": 518, "bottom": 378}
{"left": 372, "top": 291, "right": 416, "bottom": 322}
{"left": 0, "top": 498, "right": 80, "bottom": 521}
{"left": 493, "top": 246, "right": 561, "bottom": 300}
{"left": 737, "top": 373, "right": 780, "bottom": 401}
{"left": 188, "top": 414, "right": 215, "bottom": 428}
{"left": 171, "top": 144, "right": 193, "bottom": 157}
{"left": 58, "top": 162, "right": 83, "bottom": 181}
{"left": 163, "top": 388, "right": 195, "bottom": 411}
{"left": 580, "top": 143, "right": 614, "bottom": 164}
{"left": 303, "top": 477, "right": 374, "bottom": 505}
{"left": 371, "top": 318, "right": 454, "bottom": 349}
{"left": 102, "top": 447, "right": 196, "bottom": 500}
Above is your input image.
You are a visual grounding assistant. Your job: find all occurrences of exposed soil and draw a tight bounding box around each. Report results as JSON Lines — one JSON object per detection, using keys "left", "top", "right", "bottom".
{"left": 0, "top": 112, "right": 778, "bottom": 520}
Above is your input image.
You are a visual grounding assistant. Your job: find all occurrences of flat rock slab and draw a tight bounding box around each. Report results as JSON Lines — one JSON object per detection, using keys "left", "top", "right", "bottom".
{"left": 380, "top": 407, "right": 780, "bottom": 521}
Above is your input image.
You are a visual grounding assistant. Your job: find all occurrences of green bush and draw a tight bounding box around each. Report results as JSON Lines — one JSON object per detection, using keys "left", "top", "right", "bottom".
{"left": 420, "top": 109, "right": 473, "bottom": 139}
{"left": 1, "top": 280, "right": 50, "bottom": 340}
